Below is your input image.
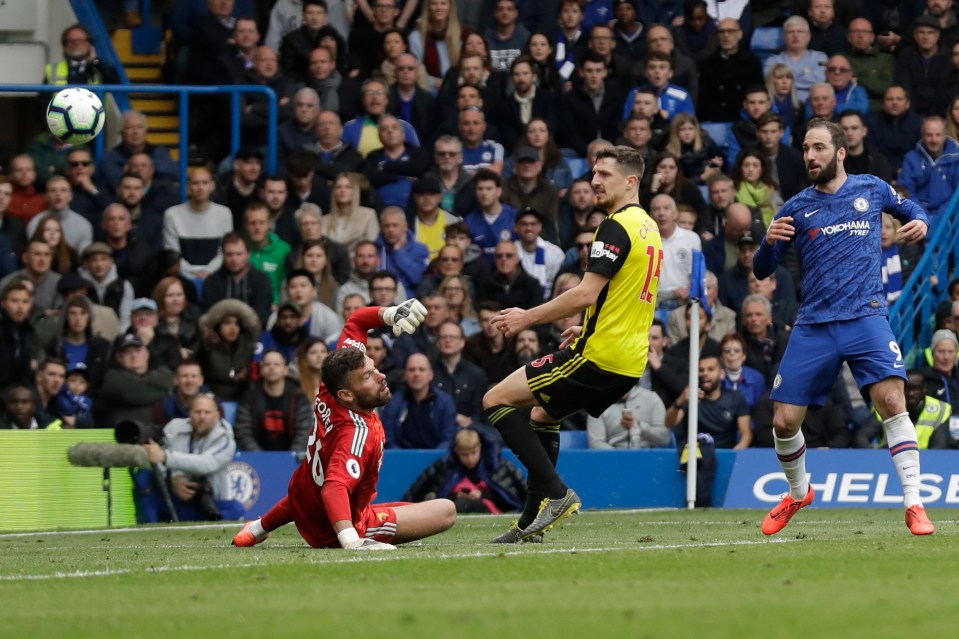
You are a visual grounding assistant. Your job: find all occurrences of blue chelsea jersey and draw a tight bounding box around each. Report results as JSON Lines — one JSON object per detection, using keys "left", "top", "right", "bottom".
{"left": 753, "top": 173, "right": 929, "bottom": 325}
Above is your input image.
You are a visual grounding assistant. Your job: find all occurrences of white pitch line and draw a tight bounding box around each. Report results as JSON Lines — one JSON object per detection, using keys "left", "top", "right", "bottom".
{"left": 0, "top": 538, "right": 797, "bottom": 582}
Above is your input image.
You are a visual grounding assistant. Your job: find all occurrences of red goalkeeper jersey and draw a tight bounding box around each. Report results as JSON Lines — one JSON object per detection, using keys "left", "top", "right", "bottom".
{"left": 287, "top": 306, "right": 386, "bottom": 547}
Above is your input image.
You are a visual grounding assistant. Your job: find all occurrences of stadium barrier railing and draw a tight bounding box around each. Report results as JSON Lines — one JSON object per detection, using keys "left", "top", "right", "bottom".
{"left": 889, "top": 186, "right": 959, "bottom": 360}
{"left": 0, "top": 83, "right": 278, "bottom": 200}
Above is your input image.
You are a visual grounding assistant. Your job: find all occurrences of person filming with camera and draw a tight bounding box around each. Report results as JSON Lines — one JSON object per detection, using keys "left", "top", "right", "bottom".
{"left": 139, "top": 393, "right": 244, "bottom": 522}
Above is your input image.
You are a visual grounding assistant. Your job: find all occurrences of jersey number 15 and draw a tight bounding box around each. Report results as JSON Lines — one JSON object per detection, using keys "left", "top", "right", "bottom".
{"left": 639, "top": 246, "right": 664, "bottom": 304}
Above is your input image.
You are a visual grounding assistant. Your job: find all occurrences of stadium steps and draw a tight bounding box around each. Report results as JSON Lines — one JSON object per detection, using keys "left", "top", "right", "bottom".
{"left": 111, "top": 28, "right": 180, "bottom": 159}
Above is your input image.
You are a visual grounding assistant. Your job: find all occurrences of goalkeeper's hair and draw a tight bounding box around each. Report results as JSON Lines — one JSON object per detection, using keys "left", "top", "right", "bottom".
{"left": 322, "top": 347, "right": 367, "bottom": 397}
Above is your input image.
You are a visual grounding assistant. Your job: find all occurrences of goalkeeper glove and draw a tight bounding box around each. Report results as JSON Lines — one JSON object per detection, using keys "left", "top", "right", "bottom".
{"left": 382, "top": 299, "right": 428, "bottom": 336}
{"left": 337, "top": 527, "right": 396, "bottom": 550}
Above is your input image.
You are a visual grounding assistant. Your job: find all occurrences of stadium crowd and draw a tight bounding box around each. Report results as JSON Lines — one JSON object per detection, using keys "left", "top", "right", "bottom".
{"left": 4, "top": 0, "right": 959, "bottom": 518}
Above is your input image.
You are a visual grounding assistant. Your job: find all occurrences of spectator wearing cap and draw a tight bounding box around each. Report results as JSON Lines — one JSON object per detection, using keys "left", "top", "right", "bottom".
{"left": 374, "top": 206, "right": 430, "bottom": 293}
{"left": 408, "top": 175, "right": 462, "bottom": 261}
{"left": 219, "top": 146, "right": 263, "bottom": 227}
{"left": 921, "top": 329, "right": 959, "bottom": 413}
{"left": 0, "top": 240, "right": 60, "bottom": 313}
{"left": 254, "top": 298, "right": 310, "bottom": 367}
{"left": 162, "top": 167, "right": 234, "bottom": 280}
{"left": 48, "top": 294, "right": 111, "bottom": 394}
{"left": 99, "top": 332, "right": 174, "bottom": 427}
{"left": 78, "top": 242, "right": 134, "bottom": 331}
{"left": 128, "top": 296, "right": 181, "bottom": 373}
{"left": 243, "top": 202, "right": 291, "bottom": 305}
{"left": 200, "top": 232, "right": 274, "bottom": 327}
{"left": 26, "top": 176, "right": 93, "bottom": 254}
{"left": 502, "top": 146, "right": 561, "bottom": 238}
{"left": 513, "top": 207, "right": 564, "bottom": 299}
{"left": 895, "top": 15, "right": 952, "bottom": 117}
{"left": 719, "top": 231, "right": 797, "bottom": 320}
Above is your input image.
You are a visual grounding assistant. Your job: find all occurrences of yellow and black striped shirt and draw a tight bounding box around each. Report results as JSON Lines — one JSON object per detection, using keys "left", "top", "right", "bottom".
{"left": 571, "top": 204, "right": 663, "bottom": 377}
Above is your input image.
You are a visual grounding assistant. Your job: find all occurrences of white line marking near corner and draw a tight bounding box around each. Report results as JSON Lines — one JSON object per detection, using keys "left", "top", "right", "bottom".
{"left": 0, "top": 539, "right": 798, "bottom": 582}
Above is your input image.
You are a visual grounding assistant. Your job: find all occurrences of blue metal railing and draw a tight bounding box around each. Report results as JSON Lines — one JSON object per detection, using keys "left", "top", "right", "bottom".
{"left": 0, "top": 84, "right": 277, "bottom": 200}
{"left": 68, "top": 0, "right": 132, "bottom": 112}
{"left": 890, "top": 188, "right": 959, "bottom": 359}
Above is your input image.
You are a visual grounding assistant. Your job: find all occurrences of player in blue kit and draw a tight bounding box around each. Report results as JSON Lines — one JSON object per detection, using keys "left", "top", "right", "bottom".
{"left": 753, "top": 118, "right": 936, "bottom": 536}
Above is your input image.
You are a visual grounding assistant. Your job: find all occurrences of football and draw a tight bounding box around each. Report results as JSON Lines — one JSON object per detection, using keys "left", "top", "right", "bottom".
{"left": 46, "top": 87, "right": 105, "bottom": 145}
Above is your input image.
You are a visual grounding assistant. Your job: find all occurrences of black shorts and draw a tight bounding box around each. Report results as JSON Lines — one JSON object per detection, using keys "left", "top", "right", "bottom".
{"left": 524, "top": 348, "right": 638, "bottom": 419}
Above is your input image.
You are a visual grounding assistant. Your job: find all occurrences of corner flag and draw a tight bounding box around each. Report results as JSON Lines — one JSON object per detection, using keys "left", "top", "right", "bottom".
{"left": 689, "top": 249, "right": 711, "bottom": 318}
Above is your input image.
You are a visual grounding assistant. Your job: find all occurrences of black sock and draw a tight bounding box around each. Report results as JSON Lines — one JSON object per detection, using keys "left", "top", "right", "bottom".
{"left": 517, "top": 420, "right": 562, "bottom": 527}
{"left": 487, "top": 405, "right": 567, "bottom": 498}
{"left": 531, "top": 419, "right": 561, "bottom": 468}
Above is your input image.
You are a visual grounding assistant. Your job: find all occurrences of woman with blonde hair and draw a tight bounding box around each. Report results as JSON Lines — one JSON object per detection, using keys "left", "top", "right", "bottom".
{"left": 294, "top": 239, "right": 339, "bottom": 308}
{"left": 295, "top": 337, "right": 329, "bottom": 404}
{"left": 320, "top": 172, "right": 379, "bottom": 254}
{"left": 29, "top": 214, "right": 78, "bottom": 274}
{"left": 766, "top": 63, "right": 802, "bottom": 132}
{"left": 409, "top": 0, "right": 470, "bottom": 86}
{"left": 665, "top": 113, "right": 724, "bottom": 185}
{"left": 439, "top": 273, "right": 480, "bottom": 336}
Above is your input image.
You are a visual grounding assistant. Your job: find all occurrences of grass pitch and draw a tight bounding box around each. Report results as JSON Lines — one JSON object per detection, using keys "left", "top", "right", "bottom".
{"left": 1, "top": 508, "right": 956, "bottom": 639}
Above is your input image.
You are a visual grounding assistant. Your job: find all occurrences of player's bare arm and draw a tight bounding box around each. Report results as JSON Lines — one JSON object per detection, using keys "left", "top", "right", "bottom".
{"left": 765, "top": 216, "right": 795, "bottom": 245}
{"left": 491, "top": 272, "right": 609, "bottom": 337}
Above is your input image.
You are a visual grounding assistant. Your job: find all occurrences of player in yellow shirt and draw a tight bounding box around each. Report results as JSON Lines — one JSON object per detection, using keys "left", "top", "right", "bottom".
{"left": 484, "top": 146, "right": 664, "bottom": 542}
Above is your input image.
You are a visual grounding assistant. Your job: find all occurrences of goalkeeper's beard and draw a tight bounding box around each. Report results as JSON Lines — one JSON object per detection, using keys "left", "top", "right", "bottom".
{"left": 355, "top": 380, "right": 392, "bottom": 411}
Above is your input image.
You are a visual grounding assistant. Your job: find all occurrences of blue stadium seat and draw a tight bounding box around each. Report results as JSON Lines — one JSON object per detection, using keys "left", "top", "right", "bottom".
{"left": 221, "top": 401, "right": 238, "bottom": 427}
{"left": 566, "top": 157, "right": 589, "bottom": 178}
{"left": 700, "top": 121, "right": 732, "bottom": 148}
{"left": 750, "top": 26, "right": 783, "bottom": 63}
{"left": 559, "top": 430, "right": 589, "bottom": 449}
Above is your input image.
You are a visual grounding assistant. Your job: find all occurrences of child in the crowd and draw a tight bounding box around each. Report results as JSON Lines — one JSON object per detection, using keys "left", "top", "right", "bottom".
{"left": 403, "top": 427, "right": 527, "bottom": 514}
{"left": 58, "top": 364, "right": 94, "bottom": 429}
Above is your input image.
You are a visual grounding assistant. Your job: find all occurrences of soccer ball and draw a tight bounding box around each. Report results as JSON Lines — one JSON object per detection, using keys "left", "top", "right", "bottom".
{"left": 46, "top": 88, "right": 105, "bottom": 145}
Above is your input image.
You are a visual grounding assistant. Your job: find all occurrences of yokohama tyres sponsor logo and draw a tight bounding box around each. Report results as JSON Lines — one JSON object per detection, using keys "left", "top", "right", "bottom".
{"left": 820, "top": 220, "right": 870, "bottom": 235}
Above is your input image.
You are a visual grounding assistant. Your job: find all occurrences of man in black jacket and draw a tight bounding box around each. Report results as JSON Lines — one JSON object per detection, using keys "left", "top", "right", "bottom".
{"left": 755, "top": 113, "right": 808, "bottom": 200}
{"left": 839, "top": 110, "right": 894, "bottom": 183}
{"left": 199, "top": 232, "right": 274, "bottom": 326}
{"left": 493, "top": 55, "right": 557, "bottom": 152}
{"left": 866, "top": 85, "right": 923, "bottom": 172}
{"left": 697, "top": 18, "right": 764, "bottom": 123}
{"left": 235, "top": 349, "right": 311, "bottom": 453}
{"left": 0, "top": 279, "right": 36, "bottom": 393}
{"left": 559, "top": 52, "right": 626, "bottom": 156}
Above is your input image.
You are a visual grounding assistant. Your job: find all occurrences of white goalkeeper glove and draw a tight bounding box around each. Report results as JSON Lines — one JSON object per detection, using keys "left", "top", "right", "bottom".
{"left": 337, "top": 527, "right": 396, "bottom": 551}
{"left": 382, "top": 298, "right": 428, "bottom": 337}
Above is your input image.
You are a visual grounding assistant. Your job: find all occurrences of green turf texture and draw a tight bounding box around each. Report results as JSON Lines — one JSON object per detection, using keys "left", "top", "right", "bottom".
{"left": 1, "top": 509, "right": 956, "bottom": 639}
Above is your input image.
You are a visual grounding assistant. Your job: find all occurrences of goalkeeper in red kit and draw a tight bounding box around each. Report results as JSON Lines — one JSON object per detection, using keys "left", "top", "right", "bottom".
{"left": 233, "top": 300, "right": 457, "bottom": 550}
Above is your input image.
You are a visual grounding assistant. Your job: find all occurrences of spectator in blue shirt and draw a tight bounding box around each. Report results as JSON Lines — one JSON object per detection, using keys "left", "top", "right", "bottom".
{"left": 382, "top": 352, "right": 459, "bottom": 449}
{"left": 899, "top": 115, "right": 959, "bottom": 221}
{"left": 374, "top": 206, "right": 430, "bottom": 292}
{"left": 464, "top": 169, "right": 518, "bottom": 267}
